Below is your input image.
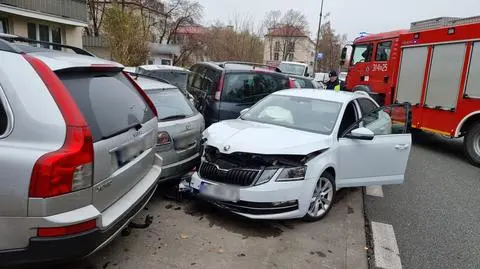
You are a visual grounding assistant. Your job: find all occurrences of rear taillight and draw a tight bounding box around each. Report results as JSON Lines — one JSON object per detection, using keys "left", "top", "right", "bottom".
{"left": 24, "top": 55, "right": 94, "bottom": 198}
{"left": 157, "top": 131, "right": 171, "bottom": 146}
{"left": 38, "top": 219, "right": 97, "bottom": 237}
{"left": 122, "top": 71, "right": 158, "bottom": 117}
{"left": 288, "top": 78, "right": 297, "bottom": 88}
{"left": 214, "top": 73, "right": 225, "bottom": 101}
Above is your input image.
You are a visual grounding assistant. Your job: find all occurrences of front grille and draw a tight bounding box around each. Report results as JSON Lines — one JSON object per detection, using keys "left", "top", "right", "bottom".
{"left": 199, "top": 162, "right": 259, "bottom": 186}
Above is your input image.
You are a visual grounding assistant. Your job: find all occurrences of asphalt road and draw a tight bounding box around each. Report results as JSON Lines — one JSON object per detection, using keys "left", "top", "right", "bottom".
{"left": 365, "top": 132, "right": 480, "bottom": 269}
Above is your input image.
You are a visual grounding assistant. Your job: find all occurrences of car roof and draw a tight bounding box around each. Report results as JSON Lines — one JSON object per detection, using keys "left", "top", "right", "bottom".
{"left": 23, "top": 46, "right": 122, "bottom": 71}
{"left": 132, "top": 75, "right": 177, "bottom": 91}
{"left": 273, "top": 89, "right": 362, "bottom": 104}
{"left": 138, "top": 64, "right": 190, "bottom": 72}
{"left": 280, "top": 61, "right": 308, "bottom": 67}
{"left": 195, "top": 62, "right": 279, "bottom": 73}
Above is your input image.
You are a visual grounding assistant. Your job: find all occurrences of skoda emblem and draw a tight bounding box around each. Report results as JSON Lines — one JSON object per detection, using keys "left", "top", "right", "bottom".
{"left": 223, "top": 145, "right": 231, "bottom": 151}
{"left": 185, "top": 123, "right": 192, "bottom": 130}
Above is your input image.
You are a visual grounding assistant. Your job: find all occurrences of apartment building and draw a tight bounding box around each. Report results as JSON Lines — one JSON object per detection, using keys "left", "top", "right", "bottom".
{"left": 0, "top": 0, "right": 87, "bottom": 48}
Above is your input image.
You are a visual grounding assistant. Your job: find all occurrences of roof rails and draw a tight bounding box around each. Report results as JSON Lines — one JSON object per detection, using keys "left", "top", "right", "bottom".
{"left": 218, "top": 61, "right": 282, "bottom": 73}
{"left": 0, "top": 33, "right": 95, "bottom": 56}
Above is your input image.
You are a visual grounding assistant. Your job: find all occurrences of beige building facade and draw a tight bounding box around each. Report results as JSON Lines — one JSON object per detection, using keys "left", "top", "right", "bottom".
{"left": 264, "top": 26, "right": 315, "bottom": 72}
{"left": 0, "top": 0, "right": 87, "bottom": 48}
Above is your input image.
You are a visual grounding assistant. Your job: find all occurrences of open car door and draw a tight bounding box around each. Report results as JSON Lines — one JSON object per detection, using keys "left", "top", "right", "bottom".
{"left": 336, "top": 103, "right": 412, "bottom": 188}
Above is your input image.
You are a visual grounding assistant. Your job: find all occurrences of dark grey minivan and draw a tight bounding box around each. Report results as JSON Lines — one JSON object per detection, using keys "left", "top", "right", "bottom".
{"left": 188, "top": 62, "right": 295, "bottom": 126}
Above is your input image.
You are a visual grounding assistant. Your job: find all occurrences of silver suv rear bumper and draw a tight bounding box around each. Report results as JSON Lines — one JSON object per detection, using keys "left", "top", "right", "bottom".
{"left": 0, "top": 155, "right": 162, "bottom": 266}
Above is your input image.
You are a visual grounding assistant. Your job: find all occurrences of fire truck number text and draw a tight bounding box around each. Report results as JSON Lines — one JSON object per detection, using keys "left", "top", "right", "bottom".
{"left": 372, "top": 63, "right": 388, "bottom": 72}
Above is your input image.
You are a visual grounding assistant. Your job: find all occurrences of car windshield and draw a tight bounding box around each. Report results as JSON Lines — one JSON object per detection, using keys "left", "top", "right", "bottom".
{"left": 241, "top": 95, "right": 342, "bottom": 134}
{"left": 278, "top": 63, "right": 306, "bottom": 76}
{"left": 145, "top": 88, "right": 196, "bottom": 121}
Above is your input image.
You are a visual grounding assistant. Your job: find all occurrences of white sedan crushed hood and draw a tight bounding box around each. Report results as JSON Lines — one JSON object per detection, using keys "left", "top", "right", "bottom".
{"left": 203, "top": 119, "right": 332, "bottom": 155}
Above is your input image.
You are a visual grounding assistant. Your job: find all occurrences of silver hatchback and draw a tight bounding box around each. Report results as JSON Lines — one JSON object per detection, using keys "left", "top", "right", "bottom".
{"left": 131, "top": 74, "right": 205, "bottom": 182}
{"left": 0, "top": 35, "right": 162, "bottom": 265}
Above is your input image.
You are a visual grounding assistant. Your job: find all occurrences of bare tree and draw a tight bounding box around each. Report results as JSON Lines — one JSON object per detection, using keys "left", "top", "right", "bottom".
{"left": 86, "top": 0, "right": 107, "bottom": 36}
{"left": 316, "top": 15, "right": 347, "bottom": 71}
{"left": 262, "top": 10, "right": 281, "bottom": 61}
{"left": 263, "top": 9, "right": 309, "bottom": 61}
{"left": 205, "top": 19, "right": 264, "bottom": 63}
{"left": 156, "top": 0, "right": 203, "bottom": 44}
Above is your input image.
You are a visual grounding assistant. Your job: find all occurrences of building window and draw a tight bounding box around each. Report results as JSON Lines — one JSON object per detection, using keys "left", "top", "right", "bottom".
{"left": 274, "top": 53, "right": 279, "bottom": 61}
{"left": 27, "top": 23, "right": 62, "bottom": 50}
{"left": 287, "top": 42, "right": 295, "bottom": 52}
{"left": 161, "top": 59, "right": 172, "bottom": 65}
{"left": 0, "top": 18, "right": 8, "bottom": 33}
{"left": 274, "top": 41, "right": 280, "bottom": 51}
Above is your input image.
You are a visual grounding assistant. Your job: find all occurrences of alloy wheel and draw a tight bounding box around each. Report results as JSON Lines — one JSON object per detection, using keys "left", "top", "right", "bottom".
{"left": 307, "top": 177, "right": 334, "bottom": 218}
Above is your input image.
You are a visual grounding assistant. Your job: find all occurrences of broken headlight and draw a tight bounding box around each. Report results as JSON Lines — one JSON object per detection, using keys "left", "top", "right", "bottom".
{"left": 276, "top": 166, "right": 307, "bottom": 182}
{"left": 254, "top": 169, "right": 278, "bottom": 186}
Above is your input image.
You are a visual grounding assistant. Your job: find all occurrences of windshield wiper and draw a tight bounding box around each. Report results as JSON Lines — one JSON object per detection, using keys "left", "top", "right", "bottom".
{"left": 160, "top": 114, "right": 187, "bottom": 121}
{"left": 101, "top": 122, "right": 142, "bottom": 140}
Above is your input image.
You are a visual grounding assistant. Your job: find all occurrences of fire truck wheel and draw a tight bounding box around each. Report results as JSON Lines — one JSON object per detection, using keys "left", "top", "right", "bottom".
{"left": 464, "top": 122, "right": 480, "bottom": 167}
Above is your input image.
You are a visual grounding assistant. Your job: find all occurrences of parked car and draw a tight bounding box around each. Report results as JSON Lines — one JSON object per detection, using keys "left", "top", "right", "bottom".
{"left": 289, "top": 75, "right": 322, "bottom": 89}
{"left": 188, "top": 62, "right": 296, "bottom": 126}
{"left": 339, "top": 72, "right": 347, "bottom": 82}
{"left": 0, "top": 35, "right": 162, "bottom": 266}
{"left": 314, "top": 72, "right": 329, "bottom": 83}
{"left": 190, "top": 89, "right": 412, "bottom": 221}
{"left": 278, "top": 61, "right": 311, "bottom": 77}
{"left": 134, "top": 65, "right": 195, "bottom": 104}
{"left": 129, "top": 74, "right": 205, "bottom": 182}
{"left": 136, "top": 65, "right": 190, "bottom": 93}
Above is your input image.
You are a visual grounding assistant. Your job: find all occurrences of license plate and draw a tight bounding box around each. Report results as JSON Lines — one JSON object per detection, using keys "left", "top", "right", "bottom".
{"left": 115, "top": 140, "right": 145, "bottom": 166}
{"left": 199, "top": 182, "right": 239, "bottom": 202}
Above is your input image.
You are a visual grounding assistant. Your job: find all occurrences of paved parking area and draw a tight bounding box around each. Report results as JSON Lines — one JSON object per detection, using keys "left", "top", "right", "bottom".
{"left": 61, "top": 186, "right": 368, "bottom": 269}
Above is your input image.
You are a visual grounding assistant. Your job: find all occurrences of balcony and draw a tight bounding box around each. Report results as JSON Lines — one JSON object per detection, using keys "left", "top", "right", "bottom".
{"left": 0, "top": 0, "right": 87, "bottom": 22}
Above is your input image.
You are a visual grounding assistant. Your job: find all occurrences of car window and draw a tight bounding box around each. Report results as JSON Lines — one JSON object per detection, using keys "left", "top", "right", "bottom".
{"left": 0, "top": 97, "right": 7, "bottom": 136}
{"left": 202, "top": 67, "right": 219, "bottom": 96}
{"left": 345, "top": 104, "right": 410, "bottom": 136}
{"left": 188, "top": 65, "right": 198, "bottom": 88}
{"left": 221, "top": 72, "right": 289, "bottom": 103}
{"left": 375, "top": 41, "right": 392, "bottom": 61}
{"left": 241, "top": 95, "right": 342, "bottom": 134}
{"left": 145, "top": 88, "right": 196, "bottom": 121}
{"left": 357, "top": 98, "right": 378, "bottom": 116}
{"left": 351, "top": 44, "right": 373, "bottom": 64}
{"left": 58, "top": 71, "right": 155, "bottom": 142}
{"left": 338, "top": 101, "right": 359, "bottom": 137}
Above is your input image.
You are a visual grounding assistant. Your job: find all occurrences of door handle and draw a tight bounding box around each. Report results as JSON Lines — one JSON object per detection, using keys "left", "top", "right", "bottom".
{"left": 395, "top": 144, "right": 409, "bottom": 150}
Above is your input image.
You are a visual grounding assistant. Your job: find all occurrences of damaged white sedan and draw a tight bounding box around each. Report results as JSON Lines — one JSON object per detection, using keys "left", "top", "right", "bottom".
{"left": 190, "top": 89, "right": 412, "bottom": 221}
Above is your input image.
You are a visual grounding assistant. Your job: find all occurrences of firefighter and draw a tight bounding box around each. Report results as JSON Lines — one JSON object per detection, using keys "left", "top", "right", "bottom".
{"left": 325, "top": 70, "right": 345, "bottom": 92}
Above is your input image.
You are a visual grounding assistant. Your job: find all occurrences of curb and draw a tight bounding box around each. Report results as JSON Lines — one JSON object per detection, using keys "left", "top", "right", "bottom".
{"left": 345, "top": 188, "right": 369, "bottom": 269}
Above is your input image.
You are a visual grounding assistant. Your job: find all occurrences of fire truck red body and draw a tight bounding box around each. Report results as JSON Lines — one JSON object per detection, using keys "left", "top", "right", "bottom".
{"left": 343, "top": 17, "right": 480, "bottom": 166}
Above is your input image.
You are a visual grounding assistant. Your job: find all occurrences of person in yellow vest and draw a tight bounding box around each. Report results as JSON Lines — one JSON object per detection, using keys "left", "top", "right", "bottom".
{"left": 325, "top": 70, "right": 345, "bottom": 92}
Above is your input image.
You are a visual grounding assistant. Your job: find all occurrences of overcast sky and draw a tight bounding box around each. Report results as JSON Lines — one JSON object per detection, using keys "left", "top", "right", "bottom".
{"left": 197, "top": 0, "right": 479, "bottom": 41}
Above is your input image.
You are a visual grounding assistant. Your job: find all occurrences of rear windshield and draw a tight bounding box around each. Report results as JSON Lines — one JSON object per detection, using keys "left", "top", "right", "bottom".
{"left": 145, "top": 88, "right": 196, "bottom": 121}
{"left": 138, "top": 69, "right": 188, "bottom": 92}
{"left": 58, "top": 71, "right": 155, "bottom": 142}
{"left": 221, "top": 72, "right": 289, "bottom": 103}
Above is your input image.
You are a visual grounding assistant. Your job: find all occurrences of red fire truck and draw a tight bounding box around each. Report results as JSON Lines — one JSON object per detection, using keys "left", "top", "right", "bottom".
{"left": 340, "top": 16, "right": 480, "bottom": 166}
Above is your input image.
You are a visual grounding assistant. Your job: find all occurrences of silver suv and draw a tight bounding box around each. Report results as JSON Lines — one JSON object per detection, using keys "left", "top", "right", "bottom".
{"left": 0, "top": 35, "right": 162, "bottom": 265}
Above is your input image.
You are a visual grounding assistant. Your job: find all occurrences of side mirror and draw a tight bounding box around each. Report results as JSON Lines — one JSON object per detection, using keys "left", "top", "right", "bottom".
{"left": 346, "top": 127, "right": 374, "bottom": 140}
{"left": 240, "top": 108, "right": 250, "bottom": 115}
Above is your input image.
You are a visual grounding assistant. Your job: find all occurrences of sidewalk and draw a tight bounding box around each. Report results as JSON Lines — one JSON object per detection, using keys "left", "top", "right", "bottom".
{"left": 75, "top": 188, "right": 368, "bottom": 269}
